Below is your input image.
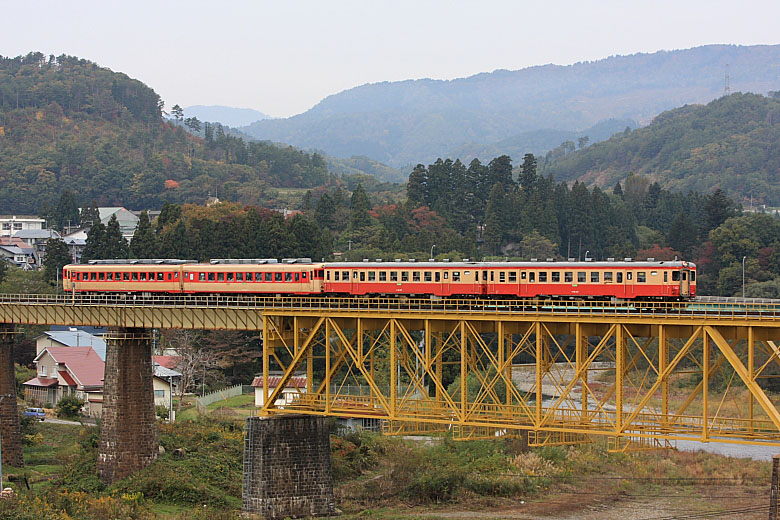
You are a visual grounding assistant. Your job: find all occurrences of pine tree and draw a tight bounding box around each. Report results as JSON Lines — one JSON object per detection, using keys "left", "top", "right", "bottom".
{"left": 130, "top": 211, "right": 158, "bottom": 258}
{"left": 350, "top": 183, "right": 371, "bottom": 229}
{"left": 483, "top": 183, "right": 506, "bottom": 255}
{"left": 407, "top": 164, "right": 428, "bottom": 207}
{"left": 0, "top": 257, "right": 8, "bottom": 284}
{"left": 103, "top": 214, "right": 129, "bottom": 259}
{"left": 80, "top": 200, "right": 100, "bottom": 228}
{"left": 160, "top": 220, "right": 189, "bottom": 258}
{"left": 156, "top": 201, "right": 182, "bottom": 234}
{"left": 82, "top": 222, "right": 106, "bottom": 262}
{"left": 315, "top": 193, "right": 335, "bottom": 230}
{"left": 54, "top": 190, "right": 80, "bottom": 230}
{"left": 519, "top": 153, "right": 538, "bottom": 192}
{"left": 44, "top": 238, "right": 72, "bottom": 282}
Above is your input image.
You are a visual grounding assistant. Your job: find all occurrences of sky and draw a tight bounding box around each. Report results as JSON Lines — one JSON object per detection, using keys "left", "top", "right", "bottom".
{"left": 4, "top": 1, "right": 780, "bottom": 118}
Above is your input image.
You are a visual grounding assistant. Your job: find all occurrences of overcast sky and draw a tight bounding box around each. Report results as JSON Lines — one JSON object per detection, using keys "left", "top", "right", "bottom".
{"left": 4, "top": 1, "right": 780, "bottom": 117}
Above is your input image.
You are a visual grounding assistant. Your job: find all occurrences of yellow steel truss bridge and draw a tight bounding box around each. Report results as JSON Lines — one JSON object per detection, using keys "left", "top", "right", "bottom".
{"left": 2, "top": 294, "right": 780, "bottom": 448}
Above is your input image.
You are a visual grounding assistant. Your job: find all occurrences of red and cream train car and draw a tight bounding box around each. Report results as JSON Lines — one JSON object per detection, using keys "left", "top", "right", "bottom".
{"left": 63, "top": 259, "right": 696, "bottom": 301}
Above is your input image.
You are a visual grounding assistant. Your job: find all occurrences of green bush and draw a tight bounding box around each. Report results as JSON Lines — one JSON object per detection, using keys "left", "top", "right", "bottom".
{"left": 55, "top": 395, "right": 84, "bottom": 419}
{"left": 155, "top": 404, "right": 169, "bottom": 420}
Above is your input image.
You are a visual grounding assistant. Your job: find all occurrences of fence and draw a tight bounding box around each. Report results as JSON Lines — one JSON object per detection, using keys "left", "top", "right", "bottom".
{"left": 195, "top": 384, "right": 250, "bottom": 414}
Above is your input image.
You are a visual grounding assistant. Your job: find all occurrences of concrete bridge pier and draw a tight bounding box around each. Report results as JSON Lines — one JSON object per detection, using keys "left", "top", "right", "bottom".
{"left": 0, "top": 324, "right": 23, "bottom": 468}
{"left": 97, "top": 327, "right": 157, "bottom": 484}
{"left": 242, "top": 415, "right": 336, "bottom": 519}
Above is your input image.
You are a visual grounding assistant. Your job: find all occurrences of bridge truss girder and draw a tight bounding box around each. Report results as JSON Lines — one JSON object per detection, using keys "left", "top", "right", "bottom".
{"left": 260, "top": 314, "right": 780, "bottom": 448}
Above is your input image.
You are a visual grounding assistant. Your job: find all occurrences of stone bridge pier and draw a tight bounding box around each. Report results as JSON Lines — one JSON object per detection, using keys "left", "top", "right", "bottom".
{"left": 0, "top": 324, "right": 23, "bottom": 468}
{"left": 97, "top": 327, "right": 157, "bottom": 484}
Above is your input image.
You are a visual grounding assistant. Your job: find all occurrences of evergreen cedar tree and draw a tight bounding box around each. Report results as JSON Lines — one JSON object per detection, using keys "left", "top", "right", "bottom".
{"left": 43, "top": 238, "right": 73, "bottom": 282}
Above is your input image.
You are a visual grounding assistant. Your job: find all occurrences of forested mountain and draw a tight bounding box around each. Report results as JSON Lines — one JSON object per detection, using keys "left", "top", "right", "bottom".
{"left": 0, "top": 52, "right": 360, "bottom": 213}
{"left": 182, "top": 105, "right": 270, "bottom": 127}
{"left": 241, "top": 45, "right": 780, "bottom": 167}
{"left": 543, "top": 93, "right": 780, "bottom": 204}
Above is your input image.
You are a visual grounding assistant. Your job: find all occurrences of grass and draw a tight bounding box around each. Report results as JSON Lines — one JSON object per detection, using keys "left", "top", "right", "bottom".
{"left": 176, "top": 392, "right": 256, "bottom": 422}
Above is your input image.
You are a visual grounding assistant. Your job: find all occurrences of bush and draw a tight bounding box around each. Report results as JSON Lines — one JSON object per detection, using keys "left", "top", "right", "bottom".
{"left": 155, "top": 404, "right": 169, "bottom": 421}
{"left": 56, "top": 395, "right": 84, "bottom": 419}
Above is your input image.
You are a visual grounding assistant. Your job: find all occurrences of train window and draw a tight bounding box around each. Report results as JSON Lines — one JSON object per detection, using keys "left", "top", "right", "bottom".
{"left": 434, "top": 272, "right": 440, "bottom": 282}
{"left": 285, "top": 273, "right": 292, "bottom": 282}
{"left": 273, "top": 273, "right": 281, "bottom": 282}
{"left": 604, "top": 272, "right": 613, "bottom": 282}
{"left": 591, "top": 272, "right": 599, "bottom": 283}
{"left": 490, "top": 271, "right": 494, "bottom": 282}
{"left": 75, "top": 273, "right": 80, "bottom": 281}
{"left": 444, "top": 272, "right": 449, "bottom": 280}
{"left": 198, "top": 273, "right": 205, "bottom": 281}
{"left": 208, "top": 273, "right": 215, "bottom": 281}
{"left": 682, "top": 271, "right": 687, "bottom": 281}
{"left": 509, "top": 272, "right": 516, "bottom": 282}
{"left": 368, "top": 271, "right": 375, "bottom": 282}
{"left": 413, "top": 271, "right": 420, "bottom": 282}
{"left": 617, "top": 273, "right": 623, "bottom": 283}
{"left": 424, "top": 272, "right": 431, "bottom": 282}
{"left": 475, "top": 272, "right": 479, "bottom": 281}
{"left": 342, "top": 271, "right": 348, "bottom": 280}
{"left": 391, "top": 272, "right": 398, "bottom": 282}
{"left": 317, "top": 270, "right": 324, "bottom": 278}
{"left": 482, "top": 271, "right": 488, "bottom": 281}
{"left": 627, "top": 272, "right": 633, "bottom": 281}
{"left": 578, "top": 272, "right": 586, "bottom": 283}
{"left": 664, "top": 272, "right": 668, "bottom": 282}
{"left": 650, "top": 271, "right": 657, "bottom": 277}
{"left": 379, "top": 271, "right": 387, "bottom": 282}
{"left": 302, "top": 272, "right": 307, "bottom": 280}
{"left": 551, "top": 272, "right": 559, "bottom": 282}
{"left": 521, "top": 272, "right": 526, "bottom": 280}
{"left": 353, "top": 271, "right": 359, "bottom": 280}
{"left": 140, "top": 272, "right": 147, "bottom": 281}
{"left": 132, "top": 272, "right": 138, "bottom": 281}
{"left": 174, "top": 272, "right": 179, "bottom": 280}
{"left": 333, "top": 271, "right": 338, "bottom": 281}
{"left": 453, "top": 271, "right": 461, "bottom": 282}
{"left": 98, "top": 272, "right": 105, "bottom": 281}
{"left": 237, "top": 273, "right": 244, "bottom": 282}
{"left": 691, "top": 271, "right": 696, "bottom": 282}
{"left": 124, "top": 273, "right": 130, "bottom": 281}
{"left": 637, "top": 272, "right": 646, "bottom": 283}
{"left": 265, "top": 273, "right": 273, "bottom": 282}
{"left": 89, "top": 272, "right": 96, "bottom": 281}
{"left": 294, "top": 273, "right": 299, "bottom": 282}
{"left": 227, "top": 273, "right": 234, "bottom": 282}
{"left": 246, "top": 272, "right": 252, "bottom": 281}
{"left": 359, "top": 272, "right": 365, "bottom": 282}
{"left": 539, "top": 272, "right": 547, "bottom": 282}
{"left": 401, "top": 272, "right": 409, "bottom": 282}
{"left": 157, "top": 272, "right": 164, "bottom": 281}
{"left": 217, "top": 273, "right": 224, "bottom": 282}
{"left": 529, "top": 272, "right": 535, "bottom": 282}
{"left": 110, "top": 272, "right": 117, "bottom": 281}
{"left": 499, "top": 272, "right": 505, "bottom": 283}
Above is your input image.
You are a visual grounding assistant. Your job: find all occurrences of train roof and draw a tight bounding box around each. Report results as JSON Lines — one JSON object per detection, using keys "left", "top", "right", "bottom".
{"left": 326, "top": 260, "right": 695, "bottom": 269}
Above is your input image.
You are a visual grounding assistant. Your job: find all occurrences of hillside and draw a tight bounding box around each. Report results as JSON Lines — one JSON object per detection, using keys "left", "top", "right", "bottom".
{"left": 241, "top": 44, "right": 780, "bottom": 167}
{"left": 543, "top": 93, "right": 780, "bottom": 204}
{"left": 182, "top": 105, "right": 270, "bottom": 127}
{"left": 0, "top": 53, "right": 347, "bottom": 214}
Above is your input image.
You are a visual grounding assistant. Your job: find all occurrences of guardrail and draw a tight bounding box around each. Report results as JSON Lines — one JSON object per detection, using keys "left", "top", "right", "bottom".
{"left": 1, "top": 293, "right": 780, "bottom": 320}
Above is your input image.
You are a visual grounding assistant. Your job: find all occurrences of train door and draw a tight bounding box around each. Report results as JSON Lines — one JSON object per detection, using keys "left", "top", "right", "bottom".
{"left": 680, "top": 269, "right": 691, "bottom": 297}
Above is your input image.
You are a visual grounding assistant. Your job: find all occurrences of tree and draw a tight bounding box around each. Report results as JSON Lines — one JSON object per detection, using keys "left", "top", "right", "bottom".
{"left": 82, "top": 222, "right": 106, "bottom": 262}
{"left": 162, "top": 330, "right": 214, "bottom": 410}
{"left": 0, "top": 259, "right": 7, "bottom": 284}
{"left": 519, "top": 230, "right": 558, "bottom": 260}
{"left": 184, "top": 116, "right": 201, "bottom": 133}
{"left": 130, "top": 210, "right": 158, "bottom": 258}
{"left": 705, "top": 188, "right": 737, "bottom": 232}
{"left": 156, "top": 201, "right": 182, "bottom": 234}
{"left": 315, "top": 193, "right": 335, "bottom": 230}
{"left": 407, "top": 164, "right": 428, "bottom": 207}
{"left": 350, "top": 183, "right": 371, "bottom": 229}
{"left": 577, "top": 136, "right": 590, "bottom": 149}
{"left": 613, "top": 182, "right": 624, "bottom": 198}
{"left": 483, "top": 183, "right": 506, "bottom": 254}
{"left": 43, "top": 238, "right": 72, "bottom": 282}
{"left": 80, "top": 201, "right": 100, "bottom": 228}
{"left": 667, "top": 212, "right": 697, "bottom": 258}
{"left": 170, "top": 104, "right": 184, "bottom": 121}
{"left": 519, "top": 153, "right": 538, "bottom": 192}
{"left": 102, "top": 214, "right": 129, "bottom": 259}
{"left": 54, "top": 189, "right": 80, "bottom": 230}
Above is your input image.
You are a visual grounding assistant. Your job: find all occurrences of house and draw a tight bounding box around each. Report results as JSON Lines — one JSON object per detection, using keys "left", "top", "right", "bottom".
{"left": 35, "top": 329, "right": 106, "bottom": 359}
{"left": 13, "top": 229, "right": 60, "bottom": 266}
{"left": 62, "top": 233, "right": 86, "bottom": 264}
{"left": 23, "top": 346, "right": 104, "bottom": 413}
{"left": 152, "top": 355, "right": 180, "bottom": 370}
{"left": 0, "top": 244, "right": 37, "bottom": 269}
{"left": 0, "top": 216, "right": 45, "bottom": 237}
{"left": 251, "top": 374, "right": 307, "bottom": 407}
{"left": 153, "top": 364, "right": 181, "bottom": 408}
{"left": 98, "top": 207, "right": 139, "bottom": 241}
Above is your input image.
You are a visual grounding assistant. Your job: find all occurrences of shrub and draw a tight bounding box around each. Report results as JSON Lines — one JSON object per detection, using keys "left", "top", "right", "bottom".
{"left": 155, "top": 404, "right": 169, "bottom": 421}
{"left": 56, "top": 395, "right": 84, "bottom": 419}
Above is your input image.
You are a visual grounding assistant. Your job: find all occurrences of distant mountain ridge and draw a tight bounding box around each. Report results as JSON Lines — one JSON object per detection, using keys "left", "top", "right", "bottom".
{"left": 543, "top": 93, "right": 780, "bottom": 204}
{"left": 241, "top": 44, "right": 780, "bottom": 167}
{"left": 183, "top": 105, "right": 269, "bottom": 127}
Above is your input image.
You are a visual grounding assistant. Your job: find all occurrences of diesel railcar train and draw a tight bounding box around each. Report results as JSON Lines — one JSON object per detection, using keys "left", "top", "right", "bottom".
{"left": 62, "top": 258, "right": 696, "bottom": 301}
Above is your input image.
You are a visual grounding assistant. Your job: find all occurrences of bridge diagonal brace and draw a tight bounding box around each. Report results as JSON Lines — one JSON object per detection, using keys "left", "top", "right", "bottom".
{"left": 705, "top": 326, "right": 780, "bottom": 433}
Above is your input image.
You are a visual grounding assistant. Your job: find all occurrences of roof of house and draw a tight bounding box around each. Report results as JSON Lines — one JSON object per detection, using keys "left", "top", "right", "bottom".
{"left": 152, "top": 355, "right": 179, "bottom": 369}
{"left": 58, "top": 370, "right": 77, "bottom": 386}
{"left": 42, "top": 347, "right": 104, "bottom": 388}
{"left": 13, "top": 229, "right": 60, "bottom": 239}
{"left": 23, "top": 377, "right": 58, "bottom": 387}
{"left": 154, "top": 364, "right": 182, "bottom": 378}
{"left": 38, "top": 331, "right": 106, "bottom": 360}
{"left": 251, "top": 376, "right": 307, "bottom": 389}
{"left": 0, "top": 237, "right": 32, "bottom": 248}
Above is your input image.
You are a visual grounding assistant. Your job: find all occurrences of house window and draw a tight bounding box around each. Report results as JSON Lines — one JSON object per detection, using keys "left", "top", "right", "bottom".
{"left": 39, "top": 366, "right": 47, "bottom": 377}
{"left": 154, "top": 390, "right": 165, "bottom": 398}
